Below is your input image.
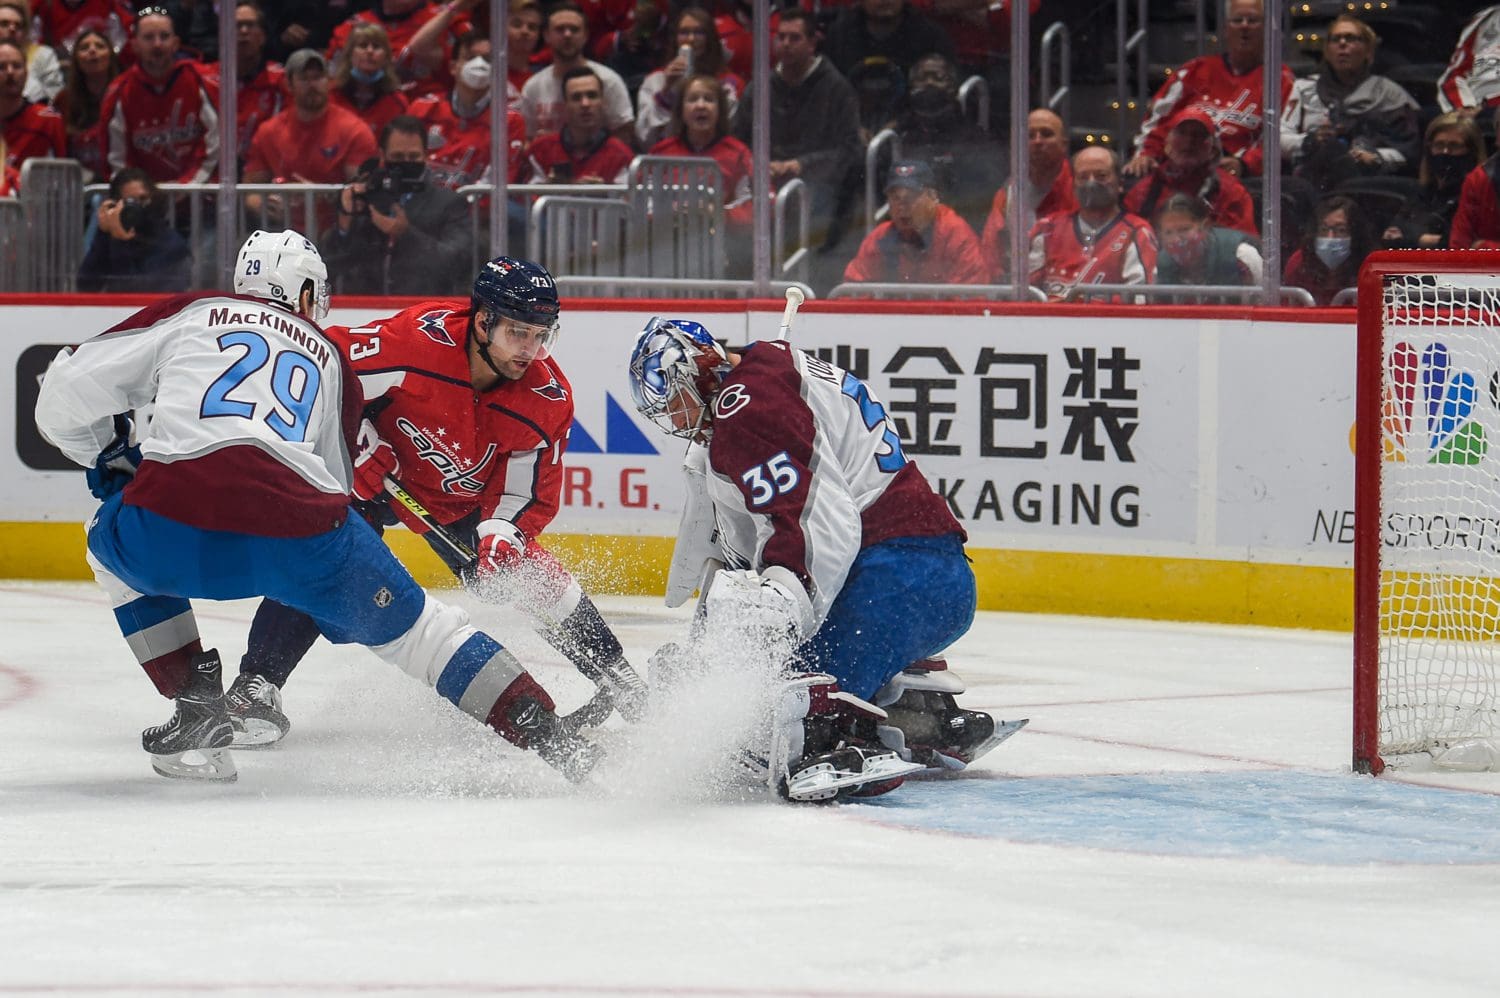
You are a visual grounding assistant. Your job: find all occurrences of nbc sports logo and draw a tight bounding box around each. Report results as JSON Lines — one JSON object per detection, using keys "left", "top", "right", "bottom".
{"left": 1378, "top": 341, "right": 1488, "bottom": 465}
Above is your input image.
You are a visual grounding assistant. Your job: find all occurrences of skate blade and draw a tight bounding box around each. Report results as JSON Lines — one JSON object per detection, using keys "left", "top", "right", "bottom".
{"left": 150, "top": 747, "right": 238, "bottom": 782}
{"left": 229, "top": 717, "right": 288, "bottom": 749}
{"left": 929, "top": 718, "right": 1030, "bottom": 772}
{"left": 784, "top": 753, "right": 925, "bottom": 803}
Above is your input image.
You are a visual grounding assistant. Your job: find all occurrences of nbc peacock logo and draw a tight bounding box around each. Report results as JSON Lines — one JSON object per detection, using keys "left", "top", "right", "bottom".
{"left": 1379, "top": 341, "right": 1488, "bottom": 465}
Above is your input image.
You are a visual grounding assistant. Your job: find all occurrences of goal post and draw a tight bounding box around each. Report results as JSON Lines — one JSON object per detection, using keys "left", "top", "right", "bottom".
{"left": 1355, "top": 250, "right": 1500, "bottom": 775}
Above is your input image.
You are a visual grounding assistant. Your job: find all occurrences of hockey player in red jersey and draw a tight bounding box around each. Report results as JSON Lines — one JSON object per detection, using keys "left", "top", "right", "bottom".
{"left": 227, "top": 256, "right": 647, "bottom": 747}
{"left": 33, "top": 230, "right": 603, "bottom": 784}
{"left": 628, "top": 318, "right": 1025, "bottom": 803}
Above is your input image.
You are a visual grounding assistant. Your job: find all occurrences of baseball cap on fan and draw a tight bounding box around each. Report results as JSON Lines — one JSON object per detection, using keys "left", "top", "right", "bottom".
{"left": 1168, "top": 107, "right": 1216, "bottom": 136}
{"left": 284, "top": 48, "right": 327, "bottom": 78}
{"left": 886, "top": 160, "right": 936, "bottom": 193}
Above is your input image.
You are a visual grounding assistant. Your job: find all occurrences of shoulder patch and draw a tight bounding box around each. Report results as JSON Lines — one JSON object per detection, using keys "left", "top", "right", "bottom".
{"left": 532, "top": 371, "right": 568, "bottom": 402}
{"left": 416, "top": 309, "right": 456, "bottom": 346}
{"left": 713, "top": 382, "right": 751, "bottom": 420}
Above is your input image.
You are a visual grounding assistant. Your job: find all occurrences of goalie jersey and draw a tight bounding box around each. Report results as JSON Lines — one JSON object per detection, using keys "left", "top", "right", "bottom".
{"left": 35, "top": 293, "right": 360, "bottom": 537}
{"left": 705, "top": 340, "right": 964, "bottom": 626}
{"left": 327, "top": 302, "right": 572, "bottom": 539}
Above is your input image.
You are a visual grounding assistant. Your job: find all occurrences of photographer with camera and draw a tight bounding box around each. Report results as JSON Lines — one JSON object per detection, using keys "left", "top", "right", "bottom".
{"left": 321, "top": 114, "right": 469, "bottom": 295}
{"left": 77, "top": 167, "right": 192, "bottom": 293}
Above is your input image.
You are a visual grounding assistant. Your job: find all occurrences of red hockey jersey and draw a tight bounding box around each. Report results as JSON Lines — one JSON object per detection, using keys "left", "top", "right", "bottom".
{"left": 327, "top": 302, "right": 573, "bottom": 539}
{"left": 526, "top": 129, "right": 632, "bottom": 185}
{"left": 649, "top": 134, "right": 753, "bottom": 227}
{"left": 409, "top": 94, "right": 526, "bottom": 188}
{"left": 33, "top": 0, "right": 134, "bottom": 55}
{"left": 2, "top": 100, "right": 67, "bottom": 172}
{"left": 100, "top": 61, "right": 219, "bottom": 182}
{"left": 1132, "top": 53, "right": 1294, "bottom": 175}
{"left": 1028, "top": 210, "right": 1158, "bottom": 302}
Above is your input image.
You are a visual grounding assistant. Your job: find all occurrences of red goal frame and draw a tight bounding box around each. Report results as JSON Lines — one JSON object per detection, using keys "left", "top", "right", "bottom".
{"left": 1353, "top": 250, "right": 1500, "bottom": 775}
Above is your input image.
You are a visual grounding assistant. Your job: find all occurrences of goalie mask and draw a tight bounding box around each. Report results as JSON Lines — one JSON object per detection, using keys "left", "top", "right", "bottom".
{"left": 234, "top": 229, "right": 330, "bottom": 323}
{"left": 629, "top": 317, "right": 730, "bottom": 439}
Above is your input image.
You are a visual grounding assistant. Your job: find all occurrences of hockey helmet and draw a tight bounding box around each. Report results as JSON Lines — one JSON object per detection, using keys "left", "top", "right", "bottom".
{"left": 628, "top": 317, "right": 730, "bottom": 439}
{"left": 234, "top": 229, "right": 330, "bottom": 322}
{"left": 471, "top": 256, "right": 561, "bottom": 355}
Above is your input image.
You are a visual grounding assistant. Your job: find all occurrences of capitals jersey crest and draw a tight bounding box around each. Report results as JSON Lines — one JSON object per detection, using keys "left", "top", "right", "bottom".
{"left": 533, "top": 371, "right": 568, "bottom": 402}
{"left": 416, "top": 309, "right": 457, "bottom": 346}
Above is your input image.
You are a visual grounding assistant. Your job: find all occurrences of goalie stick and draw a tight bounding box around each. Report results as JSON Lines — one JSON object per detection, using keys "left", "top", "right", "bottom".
{"left": 777, "top": 286, "right": 804, "bottom": 341}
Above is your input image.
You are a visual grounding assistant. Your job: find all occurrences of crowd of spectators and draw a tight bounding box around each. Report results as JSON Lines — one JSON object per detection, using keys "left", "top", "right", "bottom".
{"left": 5, "top": 0, "right": 1500, "bottom": 300}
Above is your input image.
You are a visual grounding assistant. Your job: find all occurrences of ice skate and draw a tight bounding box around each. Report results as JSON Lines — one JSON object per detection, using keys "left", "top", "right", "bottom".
{"left": 875, "top": 662, "right": 1028, "bottom": 771}
{"left": 226, "top": 672, "right": 290, "bottom": 748}
{"left": 141, "top": 650, "right": 237, "bottom": 782}
{"left": 506, "top": 696, "right": 605, "bottom": 783}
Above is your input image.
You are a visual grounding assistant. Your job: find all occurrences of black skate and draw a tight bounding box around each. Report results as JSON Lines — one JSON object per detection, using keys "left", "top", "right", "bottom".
{"left": 881, "top": 686, "right": 1027, "bottom": 771}
{"left": 226, "top": 672, "right": 290, "bottom": 749}
{"left": 506, "top": 696, "right": 605, "bottom": 784}
{"left": 141, "top": 650, "right": 237, "bottom": 782}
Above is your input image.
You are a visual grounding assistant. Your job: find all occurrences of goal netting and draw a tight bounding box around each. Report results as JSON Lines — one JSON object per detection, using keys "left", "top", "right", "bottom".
{"left": 1355, "top": 252, "right": 1500, "bottom": 774}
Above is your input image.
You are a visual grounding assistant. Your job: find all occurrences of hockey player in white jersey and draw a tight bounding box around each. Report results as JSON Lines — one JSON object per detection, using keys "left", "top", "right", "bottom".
{"left": 33, "top": 229, "right": 603, "bottom": 784}
{"left": 628, "top": 317, "right": 1024, "bottom": 802}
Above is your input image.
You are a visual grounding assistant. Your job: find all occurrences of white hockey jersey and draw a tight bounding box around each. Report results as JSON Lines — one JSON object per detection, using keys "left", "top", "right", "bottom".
{"left": 1440, "top": 7, "right": 1500, "bottom": 112}
{"left": 703, "top": 340, "right": 964, "bottom": 628}
{"left": 35, "top": 292, "right": 360, "bottom": 538}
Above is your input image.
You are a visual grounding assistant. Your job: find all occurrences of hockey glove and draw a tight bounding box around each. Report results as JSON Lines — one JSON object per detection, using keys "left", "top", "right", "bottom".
{"left": 476, "top": 518, "right": 528, "bottom": 577}
{"left": 86, "top": 416, "right": 142, "bottom": 500}
{"left": 701, "top": 567, "right": 816, "bottom": 663}
{"left": 352, "top": 419, "right": 398, "bottom": 502}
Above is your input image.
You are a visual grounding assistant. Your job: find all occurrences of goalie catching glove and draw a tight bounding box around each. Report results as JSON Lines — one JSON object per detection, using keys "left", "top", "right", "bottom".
{"left": 87, "top": 415, "right": 142, "bottom": 500}
{"left": 701, "top": 567, "right": 817, "bottom": 662}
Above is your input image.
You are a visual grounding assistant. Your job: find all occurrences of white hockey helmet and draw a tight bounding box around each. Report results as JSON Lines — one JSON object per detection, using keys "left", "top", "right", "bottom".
{"left": 234, "top": 229, "right": 330, "bottom": 323}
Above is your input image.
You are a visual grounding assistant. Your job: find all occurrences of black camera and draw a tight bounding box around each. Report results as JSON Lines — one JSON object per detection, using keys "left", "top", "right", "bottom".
{"left": 119, "top": 197, "right": 149, "bottom": 233}
{"left": 357, "top": 158, "right": 426, "bottom": 214}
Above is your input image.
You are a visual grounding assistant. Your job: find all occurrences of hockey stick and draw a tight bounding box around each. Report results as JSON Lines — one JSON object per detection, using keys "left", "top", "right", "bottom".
{"left": 776, "top": 287, "right": 804, "bottom": 341}
{"left": 382, "top": 474, "right": 479, "bottom": 569}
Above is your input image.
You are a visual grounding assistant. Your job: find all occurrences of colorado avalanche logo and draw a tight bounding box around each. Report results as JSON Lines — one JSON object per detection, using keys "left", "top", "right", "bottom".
{"left": 416, "top": 309, "right": 456, "bottom": 346}
{"left": 533, "top": 372, "right": 568, "bottom": 402}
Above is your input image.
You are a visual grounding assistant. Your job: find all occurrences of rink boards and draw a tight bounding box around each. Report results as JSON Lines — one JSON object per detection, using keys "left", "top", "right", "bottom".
{"left": 0, "top": 296, "right": 1359, "bottom": 629}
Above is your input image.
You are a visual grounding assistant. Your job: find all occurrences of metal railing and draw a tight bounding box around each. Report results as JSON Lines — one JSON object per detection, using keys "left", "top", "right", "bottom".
{"left": 1039, "top": 22, "right": 1072, "bottom": 119}
{"left": 1115, "top": 0, "right": 1150, "bottom": 154}
{"left": 1056, "top": 283, "right": 1318, "bottom": 306}
{"left": 958, "top": 75, "right": 990, "bottom": 133}
{"left": 629, "top": 155, "right": 725, "bottom": 281}
{"left": 555, "top": 276, "right": 814, "bottom": 299}
{"left": 828, "top": 283, "right": 1048, "bottom": 302}
{"left": 0, "top": 197, "right": 24, "bottom": 291}
{"left": 865, "top": 129, "right": 900, "bottom": 233}
{"left": 21, "top": 159, "right": 84, "bottom": 293}
{"left": 773, "top": 178, "right": 810, "bottom": 284}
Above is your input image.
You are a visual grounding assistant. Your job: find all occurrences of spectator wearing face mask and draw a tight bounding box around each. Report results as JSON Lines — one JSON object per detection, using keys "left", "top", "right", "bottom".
{"left": 1283, "top": 194, "right": 1374, "bottom": 305}
{"left": 1124, "top": 108, "right": 1257, "bottom": 237}
{"left": 77, "top": 166, "right": 192, "bottom": 292}
{"left": 1029, "top": 145, "right": 1158, "bottom": 303}
{"left": 330, "top": 22, "right": 410, "bottom": 138}
{"left": 884, "top": 53, "right": 1002, "bottom": 237}
{"left": 1153, "top": 193, "right": 1261, "bottom": 298}
{"left": 1383, "top": 113, "right": 1484, "bottom": 250}
{"left": 1438, "top": 116, "right": 1500, "bottom": 250}
{"left": 321, "top": 114, "right": 470, "bottom": 295}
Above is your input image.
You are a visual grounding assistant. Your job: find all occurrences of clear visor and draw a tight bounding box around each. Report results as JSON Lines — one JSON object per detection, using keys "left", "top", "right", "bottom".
{"left": 495, "top": 315, "right": 560, "bottom": 358}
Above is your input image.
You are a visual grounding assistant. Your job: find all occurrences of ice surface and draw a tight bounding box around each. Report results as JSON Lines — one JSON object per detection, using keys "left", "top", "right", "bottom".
{"left": 4, "top": 581, "right": 1500, "bottom": 997}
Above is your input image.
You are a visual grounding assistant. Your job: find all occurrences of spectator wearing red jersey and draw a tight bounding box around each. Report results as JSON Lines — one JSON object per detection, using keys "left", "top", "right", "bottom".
{"left": 504, "top": 0, "right": 544, "bottom": 106}
{"left": 519, "top": 3, "right": 634, "bottom": 144}
{"left": 0, "top": 41, "right": 66, "bottom": 175}
{"left": 242, "top": 48, "right": 377, "bottom": 223}
{"left": 1029, "top": 146, "right": 1158, "bottom": 303}
{"left": 1124, "top": 108, "right": 1258, "bottom": 238}
{"left": 327, "top": 0, "right": 467, "bottom": 101}
{"left": 0, "top": 1, "right": 62, "bottom": 103}
{"left": 411, "top": 32, "right": 526, "bottom": 190}
{"left": 1125, "top": 0, "right": 1293, "bottom": 179}
{"left": 1445, "top": 146, "right": 1500, "bottom": 250}
{"left": 1439, "top": 6, "right": 1500, "bottom": 117}
{"left": 99, "top": 8, "right": 218, "bottom": 183}
{"left": 52, "top": 29, "right": 119, "bottom": 182}
{"left": 981, "top": 108, "right": 1077, "bottom": 283}
{"left": 330, "top": 22, "right": 410, "bottom": 139}
{"left": 843, "top": 159, "right": 986, "bottom": 285}
{"left": 1283, "top": 195, "right": 1375, "bottom": 305}
{"left": 31, "top": 0, "right": 133, "bottom": 56}
{"left": 221, "top": 2, "right": 286, "bottom": 160}
{"left": 651, "top": 73, "right": 753, "bottom": 275}
{"left": 527, "top": 65, "right": 632, "bottom": 184}
{"left": 635, "top": 6, "right": 743, "bottom": 149}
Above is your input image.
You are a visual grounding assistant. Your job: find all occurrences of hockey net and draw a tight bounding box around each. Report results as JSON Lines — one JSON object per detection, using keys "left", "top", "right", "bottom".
{"left": 1355, "top": 251, "right": 1500, "bottom": 774}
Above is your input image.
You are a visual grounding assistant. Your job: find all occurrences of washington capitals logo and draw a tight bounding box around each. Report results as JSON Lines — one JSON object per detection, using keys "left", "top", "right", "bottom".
{"left": 533, "top": 372, "right": 568, "bottom": 402}
{"left": 395, "top": 416, "right": 497, "bottom": 494}
{"left": 416, "top": 309, "right": 456, "bottom": 346}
